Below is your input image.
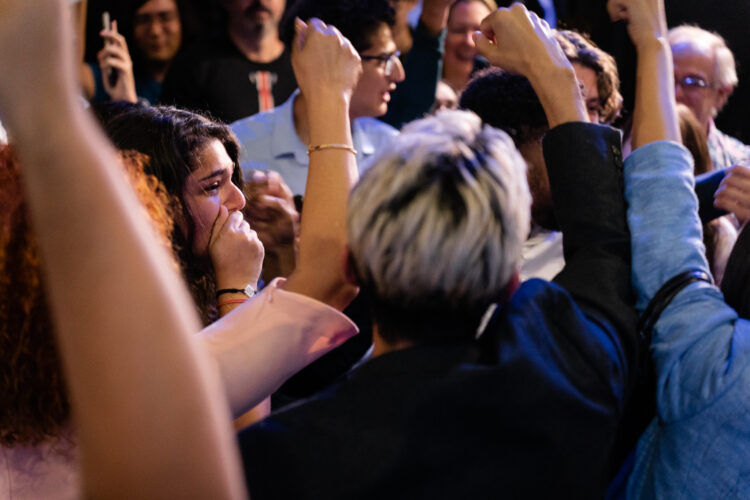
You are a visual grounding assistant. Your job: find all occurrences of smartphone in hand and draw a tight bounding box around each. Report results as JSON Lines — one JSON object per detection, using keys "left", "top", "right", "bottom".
{"left": 102, "top": 11, "right": 119, "bottom": 88}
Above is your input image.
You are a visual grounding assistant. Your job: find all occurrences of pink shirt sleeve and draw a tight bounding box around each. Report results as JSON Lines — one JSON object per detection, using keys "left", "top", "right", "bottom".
{"left": 199, "top": 278, "right": 359, "bottom": 417}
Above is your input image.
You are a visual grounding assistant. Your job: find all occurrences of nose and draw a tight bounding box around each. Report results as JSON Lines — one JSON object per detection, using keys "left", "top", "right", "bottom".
{"left": 148, "top": 19, "right": 164, "bottom": 37}
{"left": 225, "top": 181, "right": 246, "bottom": 212}
{"left": 389, "top": 56, "right": 405, "bottom": 83}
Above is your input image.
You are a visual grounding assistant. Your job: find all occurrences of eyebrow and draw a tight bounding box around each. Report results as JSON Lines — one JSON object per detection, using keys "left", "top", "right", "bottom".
{"left": 199, "top": 169, "right": 228, "bottom": 182}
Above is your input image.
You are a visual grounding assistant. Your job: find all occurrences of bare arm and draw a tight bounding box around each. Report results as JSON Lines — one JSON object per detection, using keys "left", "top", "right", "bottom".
{"left": 283, "top": 18, "right": 362, "bottom": 310}
{"left": 419, "top": 0, "right": 454, "bottom": 37}
{"left": 0, "top": 1, "right": 245, "bottom": 498}
{"left": 608, "top": 0, "right": 679, "bottom": 148}
{"left": 392, "top": 0, "right": 418, "bottom": 53}
{"left": 474, "top": 4, "right": 588, "bottom": 127}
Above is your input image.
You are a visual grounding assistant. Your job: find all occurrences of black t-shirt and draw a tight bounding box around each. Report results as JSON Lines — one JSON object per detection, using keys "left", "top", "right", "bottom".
{"left": 160, "top": 35, "right": 297, "bottom": 124}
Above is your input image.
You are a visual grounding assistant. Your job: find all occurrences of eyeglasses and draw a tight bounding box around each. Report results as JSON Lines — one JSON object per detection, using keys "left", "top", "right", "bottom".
{"left": 134, "top": 11, "right": 179, "bottom": 29}
{"left": 360, "top": 51, "right": 401, "bottom": 76}
{"left": 675, "top": 75, "right": 711, "bottom": 91}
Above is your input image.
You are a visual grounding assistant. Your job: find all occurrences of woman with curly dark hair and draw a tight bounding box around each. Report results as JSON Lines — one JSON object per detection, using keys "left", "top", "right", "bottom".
{"left": 96, "top": 102, "right": 264, "bottom": 326}
{"left": 0, "top": 7, "right": 360, "bottom": 497}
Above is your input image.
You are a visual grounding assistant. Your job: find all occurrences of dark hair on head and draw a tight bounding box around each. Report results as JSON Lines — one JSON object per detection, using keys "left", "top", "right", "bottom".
{"left": 459, "top": 67, "right": 548, "bottom": 146}
{"left": 0, "top": 145, "right": 176, "bottom": 446}
{"left": 279, "top": 0, "right": 395, "bottom": 53}
{"left": 674, "top": 103, "right": 722, "bottom": 279}
{"left": 555, "top": 29, "right": 622, "bottom": 124}
{"left": 722, "top": 224, "right": 750, "bottom": 319}
{"left": 100, "top": 104, "right": 243, "bottom": 325}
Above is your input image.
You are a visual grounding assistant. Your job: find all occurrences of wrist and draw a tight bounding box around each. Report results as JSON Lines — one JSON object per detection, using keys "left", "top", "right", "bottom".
{"left": 215, "top": 275, "right": 259, "bottom": 293}
{"left": 305, "top": 89, "right": 352, "bottom": 116}
{"left": 528, "top": 66, "right": 588, "bottom": 127}
{"left": 635, "top": 36, "right": 669, "bottom": 55}
{"left": 305, "top": 96, "right": 352, "bottom": 147}
{"left": 216, "top": 283, "right": 257, "bottom": 299}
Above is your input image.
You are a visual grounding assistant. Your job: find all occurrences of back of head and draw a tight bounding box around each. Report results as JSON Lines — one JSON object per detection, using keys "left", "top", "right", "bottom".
{"left": 279, "top": 0, "right": 395, "bottom": 53}
{"left": 555, "top": 29, "right": 622, "bottom": 124}
{"left": 0, "top": 146, "right": 175, "bottom": 447}
{"left": 668, "top": 25, "right": 738, "bottom": 90}
{"left": 459, "top": 67, "right": 548, "bottom": 147}
{"left": 347, "top": 110, "right": 530, "bottom": 344}
{"left": 677, "top": 103, "right": 711, "bottom": 176}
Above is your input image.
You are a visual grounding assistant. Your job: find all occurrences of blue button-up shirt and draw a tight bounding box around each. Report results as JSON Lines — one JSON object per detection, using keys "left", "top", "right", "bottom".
{"left": 231, "top": 90, "right": 398, "bottom": 195}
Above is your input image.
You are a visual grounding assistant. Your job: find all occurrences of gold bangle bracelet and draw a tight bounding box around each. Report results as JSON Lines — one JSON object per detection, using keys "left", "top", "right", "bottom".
{"left": 307, "top": 143, "right": 357, "bottom": 156}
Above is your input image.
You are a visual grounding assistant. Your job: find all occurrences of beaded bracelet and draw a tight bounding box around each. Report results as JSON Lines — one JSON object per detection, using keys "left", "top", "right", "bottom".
{"left": 307, "top": 143, "right": 357, "bottom": 156}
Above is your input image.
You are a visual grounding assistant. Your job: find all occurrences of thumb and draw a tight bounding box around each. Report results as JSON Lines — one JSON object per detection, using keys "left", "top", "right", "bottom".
{"left": 473, "top": 31, "right": 497, "bottom": 61}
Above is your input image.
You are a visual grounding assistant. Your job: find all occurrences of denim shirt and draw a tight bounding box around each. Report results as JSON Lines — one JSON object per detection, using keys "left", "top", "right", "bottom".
{"left": 624, "top": 141, "right": 750, "bottom": 499}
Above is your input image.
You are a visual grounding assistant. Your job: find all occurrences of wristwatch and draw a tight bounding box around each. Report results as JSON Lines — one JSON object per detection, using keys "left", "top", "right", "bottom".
{"left": 216, "top": 284, "right": 257, "bottom": 298}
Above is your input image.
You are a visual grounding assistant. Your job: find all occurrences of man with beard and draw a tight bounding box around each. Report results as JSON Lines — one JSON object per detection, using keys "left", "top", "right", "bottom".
{"left": 161, "top": 0, "right": 297, "bottom": 123}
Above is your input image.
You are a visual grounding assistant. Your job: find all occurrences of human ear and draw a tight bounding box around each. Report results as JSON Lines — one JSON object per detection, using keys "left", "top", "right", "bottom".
{"left": 715, "top": 84, "right": 734, "bottom": 112}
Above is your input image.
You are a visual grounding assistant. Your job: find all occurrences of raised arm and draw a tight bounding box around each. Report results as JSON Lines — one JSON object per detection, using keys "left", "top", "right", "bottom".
{"left": 475, "top": 4, "right": 587, "bottom": 128}
{"left": 381, "top": 0, "right": 453, "bottom": 128}
{"left": 612, "top": 0, "right": 746, "bottom": 424}
{"left": 282, "top": 18, "right": 361, "bottom": 310}
{"left": 0, "top": 1, "right": 244, "bottom": 498}
{"left": 608, "top": 0, "right": 679, "bottom": 149}
{"left": 476, "top": 5, "right": 636, "bottom": 338}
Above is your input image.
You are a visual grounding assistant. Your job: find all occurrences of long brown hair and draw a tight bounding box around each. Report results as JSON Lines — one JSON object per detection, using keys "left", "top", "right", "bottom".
{"left": 100, "top": 103, "right": 243, "bottom": 325}
{"left": 0, "top": 146, "right": 176, "bottom": 446}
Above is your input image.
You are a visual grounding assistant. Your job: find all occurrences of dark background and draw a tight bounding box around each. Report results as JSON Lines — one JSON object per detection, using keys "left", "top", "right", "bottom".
{"left": 84, "top": 0, "right": 749, "bottom": 143}
{"left": 545, "top": 0, "right": 749, "bottom": 142}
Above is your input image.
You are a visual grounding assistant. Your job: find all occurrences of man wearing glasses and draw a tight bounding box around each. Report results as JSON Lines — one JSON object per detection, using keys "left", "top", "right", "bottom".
{"left": 231, "top": 0, "right": 405, "bottom": 197}
{"left": 669, "top": 25, "right": 750, "bottom": 170}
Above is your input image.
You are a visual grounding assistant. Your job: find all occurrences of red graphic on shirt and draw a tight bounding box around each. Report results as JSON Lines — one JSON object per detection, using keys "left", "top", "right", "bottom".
{"left": 248, "top": 71, "right": 278, "bottom": 112}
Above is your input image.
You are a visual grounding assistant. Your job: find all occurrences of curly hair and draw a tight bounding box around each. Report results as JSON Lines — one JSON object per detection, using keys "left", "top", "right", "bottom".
{"left": 100, "top": 103, "right": 244, "bottom": 325}
{"left": 0, "top": 146, "right": 176, "bottom": 447}
{"left": 555, "top": 29, "right": 622, "bottom": 124}
{"left": 459, "top": 67, "right": 548, "bottom": 147}
{"left": 279, "top": 0, "right": 395, "bottom": 53}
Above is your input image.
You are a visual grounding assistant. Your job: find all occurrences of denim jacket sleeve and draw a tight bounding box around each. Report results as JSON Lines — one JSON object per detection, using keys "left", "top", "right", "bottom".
{"left": 625, "top": 140, "right": 750, "bottom": 421}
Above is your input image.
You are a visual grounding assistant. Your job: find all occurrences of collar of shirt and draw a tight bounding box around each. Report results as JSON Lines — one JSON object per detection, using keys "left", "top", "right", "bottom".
{"left": 270, "top": 89, "right": 308, "bottom": 166}
{"left": 270, "top": 89, "right": 380, "bottom": 164}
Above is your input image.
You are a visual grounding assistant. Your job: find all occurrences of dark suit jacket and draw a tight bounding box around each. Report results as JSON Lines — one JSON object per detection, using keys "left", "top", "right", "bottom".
{"left": 237, "top": 123, "right": 640, "bottom": 499}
